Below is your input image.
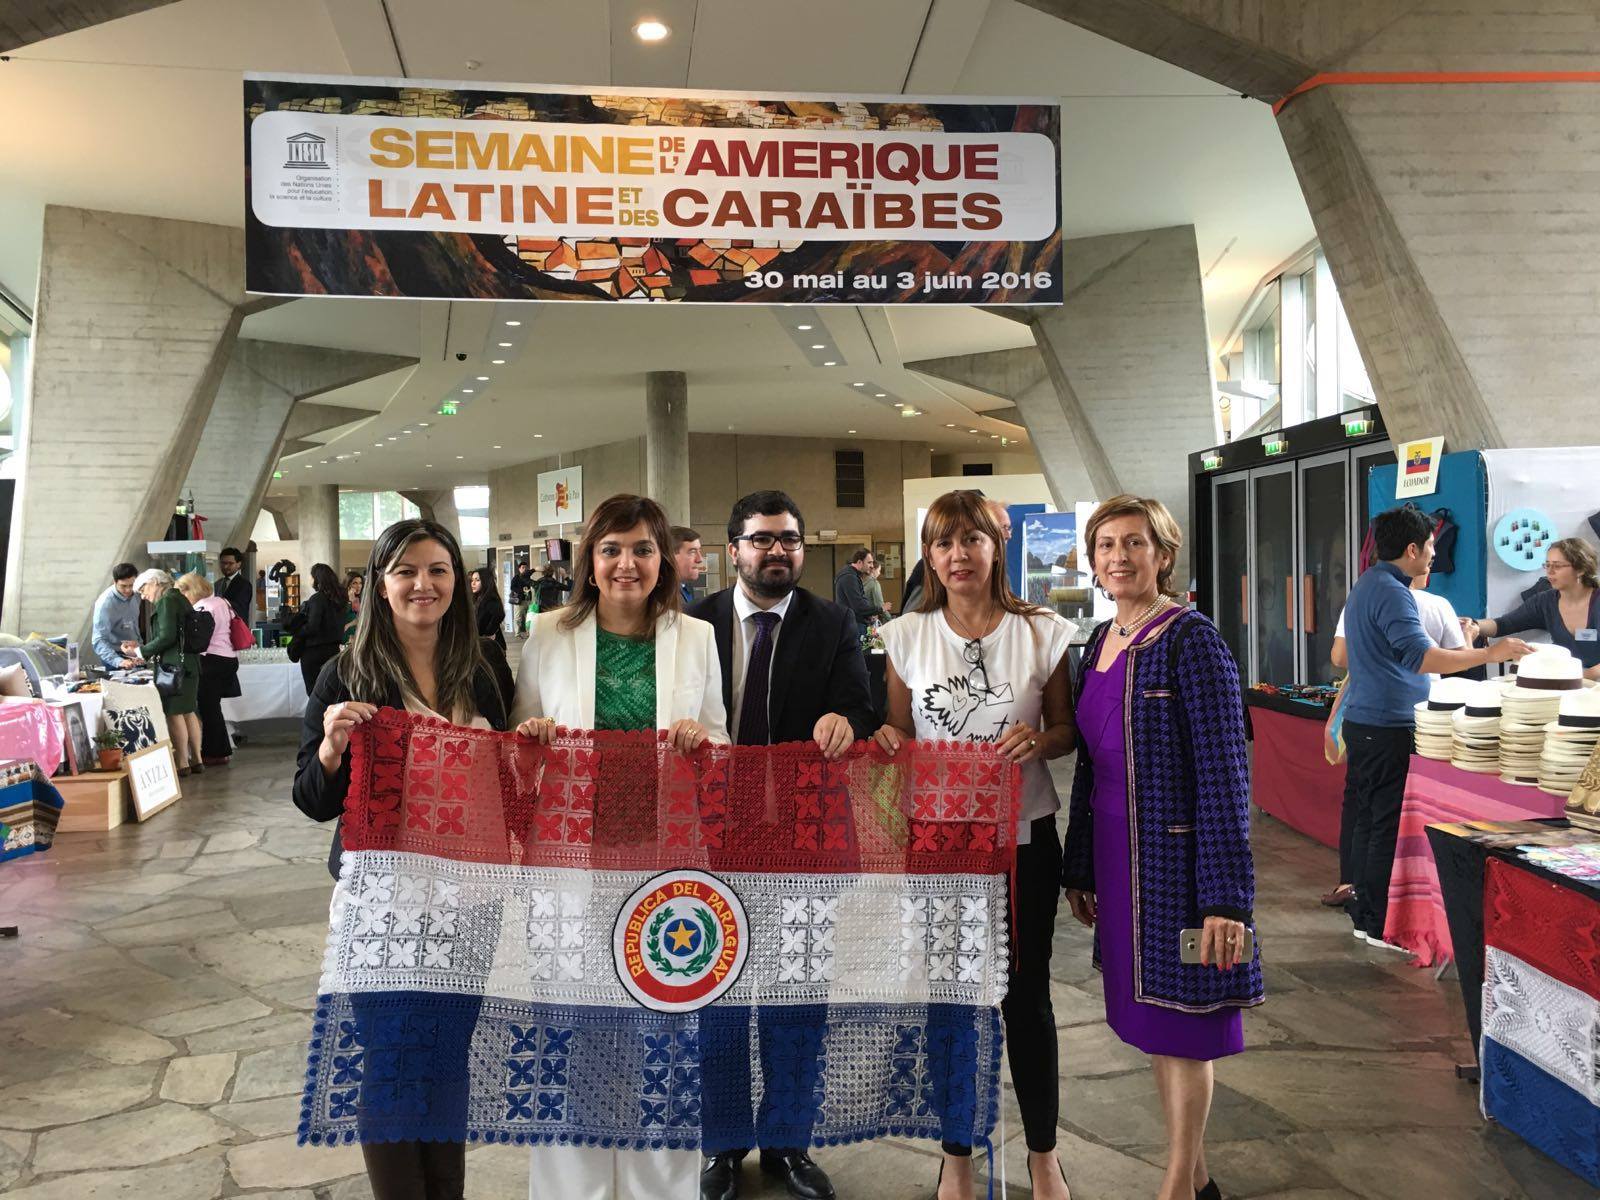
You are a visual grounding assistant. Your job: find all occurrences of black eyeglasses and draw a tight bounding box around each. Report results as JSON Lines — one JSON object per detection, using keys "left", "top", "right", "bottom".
{"left": 732, "top": 532, "right": 804, "bottom": 551}
{"left": 963, "top": 637, "right": 992, "bottom": 695}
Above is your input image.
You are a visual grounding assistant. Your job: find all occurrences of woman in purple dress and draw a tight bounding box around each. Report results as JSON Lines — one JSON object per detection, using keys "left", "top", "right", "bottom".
{"left": 1063, "top": 496, "right": 1263, "bottom": 1200}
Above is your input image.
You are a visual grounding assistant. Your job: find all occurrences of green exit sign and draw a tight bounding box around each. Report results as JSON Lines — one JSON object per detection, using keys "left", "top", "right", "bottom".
{"left": 1201, "top": 453, "right": 1223, "bottom": 471}
{"left": 1263, "top": 439, "right": 1288, "bottom": 457}
{"left": 1344, "top": 418, "right": 1374, "bottom": 437}
{"left": 272, "top": 471, "right": 282, "bottom": 479}
{"left": 437, "top": 401, "right": 459, "bottom": 416}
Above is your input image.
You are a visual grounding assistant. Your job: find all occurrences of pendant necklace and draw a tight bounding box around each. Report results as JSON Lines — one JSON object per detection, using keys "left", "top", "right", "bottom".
{"left": 1113, "top": 595, "right": 1167, "bottom": 638}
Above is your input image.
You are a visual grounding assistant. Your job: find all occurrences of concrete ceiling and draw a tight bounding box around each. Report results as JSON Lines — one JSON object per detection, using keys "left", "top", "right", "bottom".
{"left": 0, "top": 0, "right": 1315, "bottom": 494}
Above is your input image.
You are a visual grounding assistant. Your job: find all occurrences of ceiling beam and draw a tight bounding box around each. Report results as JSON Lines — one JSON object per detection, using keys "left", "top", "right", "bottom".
{"left": 902, "top": 0, "right": 994, "bottom": 93}
{"left": 0, "top": 1, "right": 178, "bottom": 53}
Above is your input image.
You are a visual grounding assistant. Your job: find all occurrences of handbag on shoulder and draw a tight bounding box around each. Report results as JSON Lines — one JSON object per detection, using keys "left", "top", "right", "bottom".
{"left": 152, "top": 659, "right": 184, "bottom": 697}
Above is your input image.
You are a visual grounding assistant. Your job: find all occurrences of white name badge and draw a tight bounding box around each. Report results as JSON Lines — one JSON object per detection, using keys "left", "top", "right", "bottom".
{"left": 1577, "top": 628, "right": 1597, "bottom": 642}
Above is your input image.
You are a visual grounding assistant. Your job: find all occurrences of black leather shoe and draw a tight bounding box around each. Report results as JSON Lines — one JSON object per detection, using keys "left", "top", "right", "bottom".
{"left": 1196, "top": 1180, "right": 1222, "bottom": 1200}
{"left": 700, "top": 1151, "right": 743, "bottom": 1200}
{"left": 759, "top": 1148, "right": 835, "bottom": 1200}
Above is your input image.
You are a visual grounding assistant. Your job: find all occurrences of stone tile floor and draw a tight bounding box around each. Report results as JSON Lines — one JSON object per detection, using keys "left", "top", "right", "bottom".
{"left": 0, "top": 738, "right": 1592, "bottom": 1199}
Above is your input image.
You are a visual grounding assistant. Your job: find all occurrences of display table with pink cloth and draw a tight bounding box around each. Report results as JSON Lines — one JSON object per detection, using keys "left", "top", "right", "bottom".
{"left": 1383, "top": 756, "right": 1567, "bottom": 966}
{"left": 0, "top": 699, "right": 63, "bottom": 777}
{"left": 1246, "top": 698, "right": 1343, "bottom": 849}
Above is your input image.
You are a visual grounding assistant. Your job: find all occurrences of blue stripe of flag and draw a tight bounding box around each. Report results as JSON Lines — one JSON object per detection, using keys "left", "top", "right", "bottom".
{"left": 1481, "top": 1038, "right": 1600, "bottom": 1188}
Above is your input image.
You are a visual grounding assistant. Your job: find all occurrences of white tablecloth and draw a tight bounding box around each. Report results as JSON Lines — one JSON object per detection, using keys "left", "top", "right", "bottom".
{"left": 222, "top": 661, "right": 307, "bottom": 723}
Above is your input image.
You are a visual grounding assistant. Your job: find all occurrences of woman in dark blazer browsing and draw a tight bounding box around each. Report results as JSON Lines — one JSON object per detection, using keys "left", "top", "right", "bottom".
{"left": 470, "top": 566, "right": 507, "bottom": 650}
{"left": 292, "top": 518, "right": 507, "bottom": 1200}
{"left": 1063, "top": 495, "right": 1262, "bottom": 1200}
{"left": 292, "top": 563, "right": 350, "bottom": 693}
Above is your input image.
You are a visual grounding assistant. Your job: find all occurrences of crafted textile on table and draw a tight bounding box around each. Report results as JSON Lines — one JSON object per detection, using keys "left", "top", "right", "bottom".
{"left": 300, "top": 708, "right": 1018, "bottom": 1153}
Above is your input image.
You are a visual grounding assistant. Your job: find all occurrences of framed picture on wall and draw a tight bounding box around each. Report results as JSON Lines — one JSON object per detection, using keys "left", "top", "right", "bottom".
{"left": 127, "top": 741, "right": 182, "bottom": 821}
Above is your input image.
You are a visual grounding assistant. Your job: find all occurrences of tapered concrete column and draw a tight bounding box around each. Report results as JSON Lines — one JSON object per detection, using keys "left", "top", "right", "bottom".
{"left": 187, "top": 340, "right": 412, "bottom": 551}
{"left": 645, "top": 371, "right": 690, "bottom": 524}
{"left": 7, "top": 206, "right": 247, "bottom": 641}
{"left": 1022, "top": 0, "right": 1600, "bottom": 448}
{"left": 298, "top": 485, "right": 341, "bottom": 575}
{"left": 399, "top": 489, "right": 463, "bottom": 545}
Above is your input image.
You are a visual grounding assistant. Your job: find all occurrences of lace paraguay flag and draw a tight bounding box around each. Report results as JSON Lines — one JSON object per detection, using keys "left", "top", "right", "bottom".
{"left": 299, "top": 709, "right": 1018, "bottom": 1153}
{"left": 1480, "top": 857, "right": 1600, "bottom": 1187}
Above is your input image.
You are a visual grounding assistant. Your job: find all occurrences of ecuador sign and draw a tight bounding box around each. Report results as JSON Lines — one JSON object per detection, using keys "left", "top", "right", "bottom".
{"left": 245, "top": 73, "right": 1062, "bottom": 306}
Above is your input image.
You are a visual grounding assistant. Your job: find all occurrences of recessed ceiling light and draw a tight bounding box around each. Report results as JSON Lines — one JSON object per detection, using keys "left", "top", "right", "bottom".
{"left": 353, "top": 451, "right": 361, "bottom": 455}
{"left": 505, "top": 320, "right": 522, "bottom": 327}
{"left": 476, "top": 376, "right": 490, "bottom": 381}
{"left": 534, "top": 433, "right": 543, "bottom": 438}
{"left": 968, "top": 429, "right": 978, "bottom": 434}
{"left": 375, "top": 442, "right": 384, "bottom": 447}
{"left": 401, "top": 430, "right": 412, "bottom": 434}
{"left": 456, "top": 455, "right": 465, "bottom": 459}
{"left": 796, "top": 324, "right": 812, "bottom": 331}
{"left": 491, "top": 359, "right": 506, "bottom": 365}
{"left": 387, "top": 436, "right": 398, "bottom": 440}
{"left": 426, "top": 463, "right": 433, "bottom": 468}
{"left": 810, "top": 344, "right": 825, "bottom": 350}
{"left": 320, "top": 459, "right": 329, "bottom": 463}
{"left": 633, "top": 19, "right": 669, "bottom": 41}
{"left": 493, "top": 444, "right": 502, "bottom": 449}
{"left": 990, "top": 434, "right": 1000, "bottom": 439}
{"left": 461, "top": 388, "right": 474, "bottom": 394}
{"left": 847, "top": 429, "right": 856, "bottom": 434}
{"left": 304, "top": 464, "right": 312, "bottom": 469}
{"left": 824, "top": 360, "right": 837, "bottom": 366}
{"left": 852, "top": 382, "right": 864, "bottom": 387}
{"left": 945, "top": 423, "right": 956, "bottom": 428}
{"left": 498, "top": 341, "right": 513, "bottom": 347}
{"left": 874, "top": 392, "right": 887, "bottom": 398}
{"left": 419, "top": 422, "right": 430, "bottom": 427}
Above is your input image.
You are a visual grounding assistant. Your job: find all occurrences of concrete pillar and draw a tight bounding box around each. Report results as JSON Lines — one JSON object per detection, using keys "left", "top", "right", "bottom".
{"left": 7, "top": 206, "right": 246, "bottom": 640}
{"left": 186, "top": 340, "right": 412, "bottom": 551}
{"left": 645, "top": 371, "right": 690, "bottom": 524}
{"left": 1020, "top": 0, "right": 1600, "bottom": 448}
{"left": 909, "top": 225, "right": 1216, "bottom": 581}
{"left": 398, "top": 489, "right": 463, "bottom": 545}
{"left": 2, "top": 3, "right": 180, "bottom": 52}
{"left": 298, "top": 485, "right": 341, "bottom": 575}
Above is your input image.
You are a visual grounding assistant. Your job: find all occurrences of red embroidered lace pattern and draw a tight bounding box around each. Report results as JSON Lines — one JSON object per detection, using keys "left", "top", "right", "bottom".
{"left": 341, "top": 708, "right": 1021, "bottom": 875}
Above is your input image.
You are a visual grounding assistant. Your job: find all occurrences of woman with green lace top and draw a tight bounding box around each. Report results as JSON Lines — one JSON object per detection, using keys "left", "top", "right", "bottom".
{"left": 509, "top": 493, "right": 728, "bottom": 1200}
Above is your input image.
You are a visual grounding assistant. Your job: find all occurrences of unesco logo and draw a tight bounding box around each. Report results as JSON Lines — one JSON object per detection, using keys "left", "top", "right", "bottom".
{"left": 285, "top": 131, "right": 329, "bottom": 170}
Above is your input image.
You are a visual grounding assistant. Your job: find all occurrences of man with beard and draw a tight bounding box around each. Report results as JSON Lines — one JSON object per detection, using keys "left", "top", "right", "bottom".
{"left": 688, "top": 490, "right": 875, "bottom": 1200}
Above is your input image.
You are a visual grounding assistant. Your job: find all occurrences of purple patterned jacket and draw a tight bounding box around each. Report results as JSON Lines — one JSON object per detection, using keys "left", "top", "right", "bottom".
{"left": 1062, "top": 609, "right": 1265, "bottom": 1013}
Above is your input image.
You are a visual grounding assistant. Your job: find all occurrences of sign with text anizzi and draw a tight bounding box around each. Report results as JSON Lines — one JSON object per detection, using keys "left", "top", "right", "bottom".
{"left": 245, "top": 74, "right": 1062, "bottom": 306}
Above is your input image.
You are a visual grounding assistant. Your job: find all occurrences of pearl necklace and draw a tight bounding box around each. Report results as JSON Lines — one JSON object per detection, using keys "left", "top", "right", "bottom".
{"left": 1113, "top": 595, "right": 1167, "bottom": 638}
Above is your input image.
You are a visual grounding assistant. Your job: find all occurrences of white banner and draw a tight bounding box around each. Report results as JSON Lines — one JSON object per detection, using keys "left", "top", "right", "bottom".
{"left": 538, "top": 466, "right": 583, "bottom": 528}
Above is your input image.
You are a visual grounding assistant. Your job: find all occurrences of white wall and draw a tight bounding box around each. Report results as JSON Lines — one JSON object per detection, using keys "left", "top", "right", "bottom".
{"left": 901, "top": 473, "right": 1060, "bottom": 563}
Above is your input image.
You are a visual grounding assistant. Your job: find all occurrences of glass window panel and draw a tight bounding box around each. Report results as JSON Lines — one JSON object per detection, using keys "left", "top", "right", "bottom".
{"left": 1212, "top": 477, "right": 1250, "bottom": 674}
{"left": 339, "top": 491, "right": 374, "bottom": 540}
{"left": 1300, "top": 458, "right": 1349, "bottom": 685}
{"left": 1252, "top": 469, "right": 1296, "bottom": 684}
{"left": 374, "top": 491, "right": 403, "bottom": 530}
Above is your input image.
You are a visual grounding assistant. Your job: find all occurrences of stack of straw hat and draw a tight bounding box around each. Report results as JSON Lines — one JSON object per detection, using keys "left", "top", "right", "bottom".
{"left": 1500, "top": 649, "right": 1587, "bottom": 785}
{"left": 1450, "top": 680, "right": 1504, "bottom": 773}
{"left": 1414, "top": 678, "right": 1474, "bottom": 761}
{"left": 1539, "top": 689, "right": 1600, "bottom": 797}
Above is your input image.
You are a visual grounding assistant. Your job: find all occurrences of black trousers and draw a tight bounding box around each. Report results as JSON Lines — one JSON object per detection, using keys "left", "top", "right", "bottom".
{"left": 361, "top": 1141, "right": 465, "bottom": 1199}
{"left": 300, "top": 644, "right": 340, "bottom": 696}
{"left": 945, "top": 814, "right": 1062, "bottom": 1156}
{"left": 196, "top": 654, "right": 238, "bottom": 761}
{"left": 1341, "top": 721, "right": 1414, "bottom": 938}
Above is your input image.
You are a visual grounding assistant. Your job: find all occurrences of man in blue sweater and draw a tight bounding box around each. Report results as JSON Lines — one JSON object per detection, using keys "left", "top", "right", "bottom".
{"left": 1341, "top": 506, "right": 1530, "bottom": 949}
{"left": 91, "top": 562, "right": 143, "bottom": 669}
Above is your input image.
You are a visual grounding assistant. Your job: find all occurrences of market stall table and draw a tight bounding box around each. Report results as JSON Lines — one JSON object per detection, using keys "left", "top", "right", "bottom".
{"left": 1384, "top": 756, "right": 1567, "bottom": 966}
{"left": 1432, "top": 820, "right": 1600, "bottom": 1187}
{"left": 1244, "top": 690, "right": 1342, "bottom": 849}
{"left": 222, "top": 659, "right": 308, "bottom": 723}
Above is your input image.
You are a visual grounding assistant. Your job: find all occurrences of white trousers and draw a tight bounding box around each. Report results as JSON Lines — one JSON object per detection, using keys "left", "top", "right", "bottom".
{"left": 528, "top": 1146, "right": 698, "bottom": 1200}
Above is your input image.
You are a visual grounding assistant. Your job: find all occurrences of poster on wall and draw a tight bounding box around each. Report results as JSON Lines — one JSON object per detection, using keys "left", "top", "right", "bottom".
{"left": 537, "top": 467, "right": 583, "bottom": 528}
{"left": 244, "top": 74, "right": 1062, "bottom": 306}
{"left": 1020, "top": 512, "right": 1082, "bottom": 611}
{"left": 1395, "top": 436, "right": 1445, "bottom": 499}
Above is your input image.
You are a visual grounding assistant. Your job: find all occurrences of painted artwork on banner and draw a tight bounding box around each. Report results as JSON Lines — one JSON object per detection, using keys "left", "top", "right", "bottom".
{"left": 244, "top": 74, "right": 1062, "bottom": 306}
{"left": 1020, "top": 512, "right": 1083, "bottom": 611}
{"left": 537, "top": 467, "right": 583, "bottom": 528}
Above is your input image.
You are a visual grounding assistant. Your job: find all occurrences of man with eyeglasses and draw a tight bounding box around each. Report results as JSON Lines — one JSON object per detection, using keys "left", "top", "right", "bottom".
{"left": 688, "top": 490, "right": 875, "bottom": 1200}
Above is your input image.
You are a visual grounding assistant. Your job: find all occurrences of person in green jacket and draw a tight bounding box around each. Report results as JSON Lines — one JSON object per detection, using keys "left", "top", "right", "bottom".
{"left": 124, "top": 568, "right": 203, "bottom": 775}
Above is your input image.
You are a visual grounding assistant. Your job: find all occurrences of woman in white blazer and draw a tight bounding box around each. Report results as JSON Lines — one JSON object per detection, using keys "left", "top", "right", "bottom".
{"left": 512, "top": 494, "right": 727, "bottom": 1200}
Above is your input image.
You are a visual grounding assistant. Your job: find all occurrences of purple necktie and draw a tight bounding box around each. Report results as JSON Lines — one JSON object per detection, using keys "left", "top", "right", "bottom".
{"left": 737, "top": 611, "right": 781, "bottom": 746}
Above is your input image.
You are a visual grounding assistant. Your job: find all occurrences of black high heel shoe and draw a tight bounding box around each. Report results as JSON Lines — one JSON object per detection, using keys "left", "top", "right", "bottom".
{"left": 1027, "top": 1155, "right": 1072, "bottom": 1198}
{"left": 1196, "top": 1180, "right": 1221, "bottom": 1200}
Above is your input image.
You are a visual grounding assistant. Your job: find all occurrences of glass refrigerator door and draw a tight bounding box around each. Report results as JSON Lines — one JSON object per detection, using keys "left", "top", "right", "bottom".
{"left": 1211, "top": 473, "right": 1250, "bottom": 675}
{"left": 1250, "top": 464, "right": 1299, "bottom": 685}
{"left": 1298, "top": 451, "right": 1350, "bottom": 684}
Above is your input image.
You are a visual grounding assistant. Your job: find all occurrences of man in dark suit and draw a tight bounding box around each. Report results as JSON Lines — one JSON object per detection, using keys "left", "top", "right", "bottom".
{"left": 217, "top": 546, "right": 253, "bottom": 625}
{"left": 688, "top": 490, "right": 874, "bottom": 1200}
